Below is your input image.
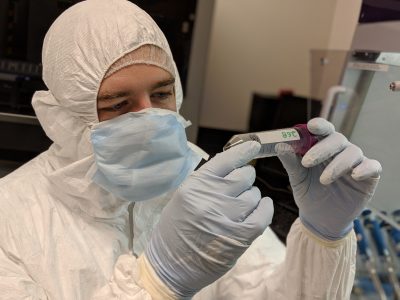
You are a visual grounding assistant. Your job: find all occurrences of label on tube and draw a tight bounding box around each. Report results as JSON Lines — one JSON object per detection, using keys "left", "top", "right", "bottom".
{"left": 257, "top": 129, "right": 300, "bottom": 144}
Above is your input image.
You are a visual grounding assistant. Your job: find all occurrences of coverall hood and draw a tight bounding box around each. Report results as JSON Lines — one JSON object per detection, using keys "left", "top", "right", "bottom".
{"left": 31, "top": 0, "right": 182, "bottom": 220}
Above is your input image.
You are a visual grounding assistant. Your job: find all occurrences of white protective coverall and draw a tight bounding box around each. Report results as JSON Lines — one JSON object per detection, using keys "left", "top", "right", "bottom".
{"left": 0, "top": 0, "right": 356, "bottom": 299}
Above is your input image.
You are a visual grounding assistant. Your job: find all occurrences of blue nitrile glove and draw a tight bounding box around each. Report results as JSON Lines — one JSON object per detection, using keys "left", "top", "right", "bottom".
{"left": 145, "top": 141, "right": 273, "bottom": 298}
{"left": 276, "top": 118, "right": 382, "bottom": 241}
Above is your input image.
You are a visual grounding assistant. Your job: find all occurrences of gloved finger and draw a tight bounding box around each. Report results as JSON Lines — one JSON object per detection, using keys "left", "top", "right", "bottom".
{"left": 200, "top": 141, "right": 261, "bottom": 177}
{"left": 319, "top": 144, "right": 364, "bottom": 185}
{"left": 302, "top": 132, "right": 350, "bottom": 168}
{"left": 307, "top": 118, "right": 335, "bottom": 136}
{"left": 241, "top": 197, "right": 274, "bottom": 242}
{"left": 275, "top": 143, "right": 306, "bottom": 186}
{"left": 227, "top": 186, "right": 261, "bottom": 222}
{"left": 351, "top": 158, "right": 382, "bottom": 181}
{"left": 223, "top": 165, "right": 256, "bottom": 197}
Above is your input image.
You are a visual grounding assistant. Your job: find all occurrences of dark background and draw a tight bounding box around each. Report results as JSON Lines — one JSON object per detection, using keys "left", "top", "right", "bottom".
{"left": 360, "top": 0, "right": 400, "bottom": 23}
{"left": 0, "top": 0, "right": 197, "bottom": 116}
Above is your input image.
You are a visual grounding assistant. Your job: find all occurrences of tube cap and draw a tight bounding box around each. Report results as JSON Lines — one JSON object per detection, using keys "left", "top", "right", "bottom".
{"left": 294, "top": 124, "right": 318, "bottom": 156}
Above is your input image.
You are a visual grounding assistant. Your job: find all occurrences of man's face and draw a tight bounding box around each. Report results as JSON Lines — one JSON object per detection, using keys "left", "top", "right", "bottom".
{"left": 97, "top": 64, "right": 177, "bottom": 122}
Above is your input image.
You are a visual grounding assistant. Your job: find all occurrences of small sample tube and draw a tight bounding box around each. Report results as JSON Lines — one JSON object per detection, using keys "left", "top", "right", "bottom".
{"left": 389, "top": 81, "right": 400, "bottom": 91}
{"left": 223, "top": 124, "right": 318, "bottom": 159}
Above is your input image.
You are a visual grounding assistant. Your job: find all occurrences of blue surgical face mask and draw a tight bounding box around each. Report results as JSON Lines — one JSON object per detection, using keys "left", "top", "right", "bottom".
{"left": 90, "top": 108, "right": 203, "bottom": 202}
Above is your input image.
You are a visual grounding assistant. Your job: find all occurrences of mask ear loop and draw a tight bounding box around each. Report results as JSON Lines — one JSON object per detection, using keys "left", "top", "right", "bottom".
{"left": 128, "top": 202, "right": 138, "bottom": 258}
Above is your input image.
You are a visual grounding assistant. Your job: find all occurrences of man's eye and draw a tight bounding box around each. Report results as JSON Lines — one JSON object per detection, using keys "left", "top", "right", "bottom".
{"left": 104, "top": 100, "right": 128, "bottom": 111}
{"left": 151, "top": 92, "right": 173, "bottom": 100}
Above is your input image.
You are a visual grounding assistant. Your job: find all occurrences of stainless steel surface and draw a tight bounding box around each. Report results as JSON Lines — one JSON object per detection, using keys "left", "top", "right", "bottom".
{"left": 315, "top": 50, "right": 400, "bottom": 227}
{"left": 376, "top": 53, "right": 400, "bottom": 68}
{"left": 339, "top": 70, "right": 374, "bottom": 138}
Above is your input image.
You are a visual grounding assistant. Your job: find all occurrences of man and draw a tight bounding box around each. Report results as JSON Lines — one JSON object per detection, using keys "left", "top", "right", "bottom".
{"left": 0, "top": 0, "right": 381, "bottom": 299}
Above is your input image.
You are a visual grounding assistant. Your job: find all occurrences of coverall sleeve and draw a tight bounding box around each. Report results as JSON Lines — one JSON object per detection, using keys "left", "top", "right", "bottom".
{"left": 0, "top": 247, "right": 50, "bottom": 300}
{"left": 194, "top": 218, "right": 357, "bottom": 300}
{"left": 0, "top": 240, "right": 175, "bottom": 300}
{"left": 95, "top": 218, "right": 356, "bottom": 300}
{"left": 92, "top": 254, "right": 178, "bottom": 300}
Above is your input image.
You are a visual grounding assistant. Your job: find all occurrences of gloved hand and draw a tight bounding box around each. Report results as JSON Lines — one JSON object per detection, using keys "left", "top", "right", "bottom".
{"left": 276, "top": 118, "right": 382, "bottom": 241}
{"left": 144, "top": 141, "right": 273, "bottom": 298}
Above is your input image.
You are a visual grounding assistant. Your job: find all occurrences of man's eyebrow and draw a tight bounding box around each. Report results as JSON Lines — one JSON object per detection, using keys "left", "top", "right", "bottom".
{"left": 97, "top": 78, "right": 175, "bottom": 101}
{"left": 152, "top": 78, "right": 175, "bottom": 90}
{"left": 97, "top": 91, "right": 131, "bottom": 101}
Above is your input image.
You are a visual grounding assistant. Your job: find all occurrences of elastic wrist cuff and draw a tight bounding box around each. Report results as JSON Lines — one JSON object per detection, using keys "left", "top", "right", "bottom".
{"left": 137, "top": 254, "right": 178, "bottom": 300}
{"left": 299, "top": 219, "right": 353, "bottom": 248}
